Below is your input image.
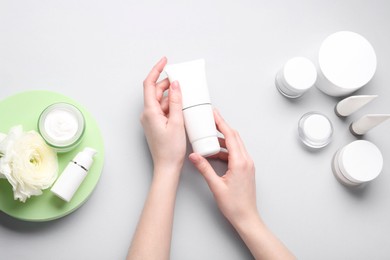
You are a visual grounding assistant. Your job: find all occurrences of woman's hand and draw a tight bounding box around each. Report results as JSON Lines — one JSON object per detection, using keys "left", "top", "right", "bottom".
{"left": 189, "top": 110, "right": 295, "bottom": 259}
{"left": 189, "top": 109, "right": 257, "bottom": 226}
{"left": 140, "top": 57, "right": 186, "bottom": 173}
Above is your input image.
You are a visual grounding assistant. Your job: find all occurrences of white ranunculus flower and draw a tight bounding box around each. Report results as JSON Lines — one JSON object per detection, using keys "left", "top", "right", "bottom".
{"left": 0, "top": 132, "right": 7, "bottom": 178}
{"left": 0, "top": 125, "right": 58, "bottom": 202}
{"left": 0, "top": 126, "right": 23, "bottom": 180}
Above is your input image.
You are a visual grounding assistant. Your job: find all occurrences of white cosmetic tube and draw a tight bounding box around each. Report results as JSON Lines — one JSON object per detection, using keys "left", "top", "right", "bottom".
{"left": 165, "top": 59, "right": 220, "bottom": 157}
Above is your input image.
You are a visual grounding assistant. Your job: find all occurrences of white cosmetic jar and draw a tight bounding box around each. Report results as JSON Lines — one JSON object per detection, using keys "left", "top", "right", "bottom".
{"left": 317, "top": 31, "right": 377, "bottom": 97}
{"left": 298, "top": 112, "right": 333, "bottom": 149}
{"left": 38, "top": 103, "right": 85, "bottom": 153}
{"left": 332, "top": 140, "right": 383, "bottom": 186}
{"left": 275, "top": 57, "right": 317, "bottom": 98}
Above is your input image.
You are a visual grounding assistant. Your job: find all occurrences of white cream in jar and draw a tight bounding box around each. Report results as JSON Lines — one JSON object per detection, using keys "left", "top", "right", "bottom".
{"left": 38, "top": 103, "right": 85, "bottom": 152}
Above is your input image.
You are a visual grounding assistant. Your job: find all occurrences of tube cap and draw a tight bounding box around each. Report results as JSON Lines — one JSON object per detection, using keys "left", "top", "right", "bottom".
{"left": 192, "top": 136, "right": 220, "bottom": 157}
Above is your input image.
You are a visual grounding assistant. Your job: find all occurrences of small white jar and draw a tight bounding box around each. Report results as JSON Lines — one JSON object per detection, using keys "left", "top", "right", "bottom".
{"left": 298, "top": 112, "right": 333, "bottom": 149}
{"left": 317, "top": 31, "right": 377, "bottom": 97}
{"left": 275, "top": 57, "right": 317, "bottom": 98}
{"left": 38, "top": 103, "right": 85, "bottom": 153}
{"left": 332, "top": 140, "right": 383, "bottom": 186}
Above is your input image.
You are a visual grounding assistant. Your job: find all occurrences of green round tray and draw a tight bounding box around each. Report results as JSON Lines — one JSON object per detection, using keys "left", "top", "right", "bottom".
{"left": 0, "top": 90, "right": 104, "bottom": 221}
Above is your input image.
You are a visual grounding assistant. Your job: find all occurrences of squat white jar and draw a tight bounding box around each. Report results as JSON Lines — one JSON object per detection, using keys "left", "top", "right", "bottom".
{"left": 332, "top": 140, "right": 383, "bottom": 186}
{"left": 275, "top": 57, "right": 317, "bottom": 98}
{"left": 38, "top": 103, "right": 85, "bottom": 153}
{"left": 317, "top": 31, "right": 377, "bottom": 97}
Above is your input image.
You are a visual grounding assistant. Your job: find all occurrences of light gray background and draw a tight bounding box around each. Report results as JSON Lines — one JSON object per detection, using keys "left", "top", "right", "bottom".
{"left": 1, "top": 0, "right": 390, "bottom": 259}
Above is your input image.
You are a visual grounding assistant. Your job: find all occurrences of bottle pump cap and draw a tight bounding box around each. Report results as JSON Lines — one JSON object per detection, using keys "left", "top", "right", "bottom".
{"left": 74, "top": 148, "right": 97, "bottom": 170}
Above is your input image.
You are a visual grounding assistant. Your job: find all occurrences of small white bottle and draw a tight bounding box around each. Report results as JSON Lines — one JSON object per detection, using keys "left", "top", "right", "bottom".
{"left": 165, "top": 59, "right": 220, "bottom": 157}
{"left": 51, "top": 148, "right": 97, "bottom": 202}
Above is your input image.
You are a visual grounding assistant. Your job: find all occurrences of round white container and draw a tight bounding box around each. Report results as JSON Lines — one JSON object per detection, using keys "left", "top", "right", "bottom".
{"left": 317, "top": 31, "right": 377, "bottom": 97}
{"left": 332, "top": 140, "right": 383, "bottom": 186}
{"left": 275, "top": 57, "right": 317, "bottom": 98}
{"left": 298, "top": 112, "right": 333, "bottom": 149}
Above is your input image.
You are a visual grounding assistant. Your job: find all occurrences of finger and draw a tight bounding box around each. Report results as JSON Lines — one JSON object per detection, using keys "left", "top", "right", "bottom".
{"left": 233, "top": 130, "right": 251, "bottom": 159}
{"left": 213, "top": 109, "right": 241, "bottom": 158}
{"left": 207, "top": 148, "right": 229, "bottom": 161}
{"left": 218, "top": 136, "right": 226, "bottom": 149}
{"left": 189, "top": 153, "right": 223, "bottom": 192}
{"left": 167, "top": 81, "right": 184, "bottom": 126}
{"left": 160, "top": 96, "right": 169, "bottom": 115}
{"left": 143, "top": 57, "right": 167, "bottom": 106}
{"left": 156, "top": 78, "right": 170, "bottom": 102}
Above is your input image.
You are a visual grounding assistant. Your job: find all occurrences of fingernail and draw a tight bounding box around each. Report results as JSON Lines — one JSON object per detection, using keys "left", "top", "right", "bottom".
{"left": 158, "top": 56, "right": 167, "bottom": 64}
{"left": 171, "top": 81, "right": 179, "bottom": 91}
{"left": 189, "top": 153, "right": 198, "bottom": 163}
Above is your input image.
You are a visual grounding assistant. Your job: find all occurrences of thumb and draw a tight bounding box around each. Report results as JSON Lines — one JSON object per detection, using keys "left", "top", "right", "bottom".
{"left": 189, "top": 153, "right": 222, "bottom": 192}
{"left": 168, "top": 81, "right": 183, "bottom": 125}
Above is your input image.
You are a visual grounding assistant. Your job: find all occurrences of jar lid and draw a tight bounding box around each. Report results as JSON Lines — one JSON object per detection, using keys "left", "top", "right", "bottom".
{"left": 283, "top": 57, "right": 317, "bottom": 91}
{"left": 298, "top": 112, "right": 333, "bottom": 148}
{"left": 319, "top": 31, "right": 377, "bottom": 90}
{"left": 339, "top": 140, "right": 383, "bottom": 183}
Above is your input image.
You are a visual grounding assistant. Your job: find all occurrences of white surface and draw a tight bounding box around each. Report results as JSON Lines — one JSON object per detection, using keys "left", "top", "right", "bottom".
{"left": 339, "top": 140, "right": 383, "bottom": 183}
{"left": 1, "top": 1, "right": 390, "bottom": 259}
{"left": 317, "top": 31, "right": 377, "bottom": 96}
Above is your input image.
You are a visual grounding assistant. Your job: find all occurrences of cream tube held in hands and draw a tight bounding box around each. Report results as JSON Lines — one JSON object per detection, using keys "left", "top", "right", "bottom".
{"left": 165, "top": 59, "right": 220, "bottom": 157}
{"left": 51, "top": 148, "right": 97, "bottom": 202}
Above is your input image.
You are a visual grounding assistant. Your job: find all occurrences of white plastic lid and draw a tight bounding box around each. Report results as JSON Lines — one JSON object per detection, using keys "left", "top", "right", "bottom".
{"left": 298, "top": 112, "right": 333, "bottom": 148}
{"left": 339, "top": 140, "right": 383, "bottom": 183}
{"left": 283, "top": 57, "right": 317, "bottom": 91}
{"left": 319, "top": 31, "right": 377, "bottom": 90}
{"left": 192, "top": 136, "right": 220, "bottom": 157}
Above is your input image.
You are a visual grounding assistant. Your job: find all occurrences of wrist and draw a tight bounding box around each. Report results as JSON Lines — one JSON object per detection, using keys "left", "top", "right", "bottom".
{"left": 152, "top": 163, "right": 183, "bottom": 186}
{"left": 230, "top": 211, "right": 265, "bottom": 234}
{"left": 153, "top": 162, "right": 183, "bottom": 176}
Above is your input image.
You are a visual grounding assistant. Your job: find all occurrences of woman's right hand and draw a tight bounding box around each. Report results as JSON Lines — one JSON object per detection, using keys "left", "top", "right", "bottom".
{"left": 189, "top": 109, "right": 258, "bottom": 226}
{"left": 190, "top": 110, "right": 295, "bottom": 259}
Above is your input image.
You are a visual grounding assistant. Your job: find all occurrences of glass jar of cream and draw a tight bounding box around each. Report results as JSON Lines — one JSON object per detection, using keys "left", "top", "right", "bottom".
{"left": 298, "top": 112, "right": 333, "bottom": 149}
{"left": 38, "top": 103, "right": 85, "bottom": 153}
